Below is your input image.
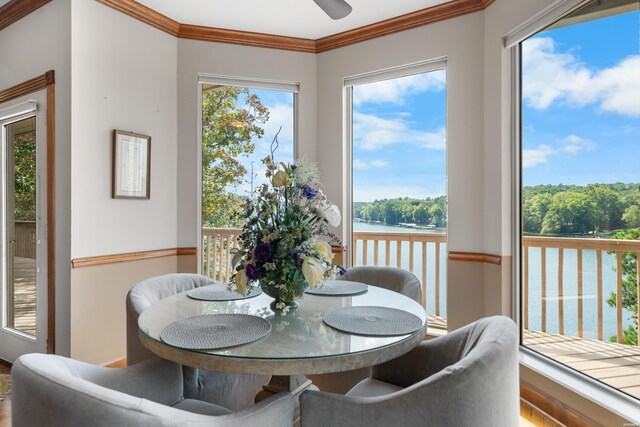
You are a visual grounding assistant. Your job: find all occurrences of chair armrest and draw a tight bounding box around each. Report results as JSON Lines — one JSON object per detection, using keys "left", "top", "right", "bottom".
{"left": 300, "top": 389, "right": 426, "bottom": 427}
{"left": 222, "top": 392, "right": 295, "bottom": 427}
{"left": 67, "top": 356, "right": 184, "bottom": 406}
{"left": 372, "top": 325, "right": 472, "bottom": 387}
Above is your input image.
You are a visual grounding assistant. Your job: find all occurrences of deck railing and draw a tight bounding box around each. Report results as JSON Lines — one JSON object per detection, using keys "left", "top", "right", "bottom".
{"left": 523, "top": 236, "right": 640, "bottom": 344}
{"left": 352, "top": 231, "right": 447, "bottom": 316}
{"left": 202, "top": 228, "right": 241, "bottom": 283}
{"left": 202, "top": 228, "right": 640, "bottom": 343}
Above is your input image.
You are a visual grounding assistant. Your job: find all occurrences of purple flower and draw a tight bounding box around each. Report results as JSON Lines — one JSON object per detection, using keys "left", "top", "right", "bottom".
{"left": 338, "top": 266, "right": 347, "bottom": 276}
{"left": 302, "top": 186, "right": 319, "bottom": 199}
{"left": 245, "top": 264, "right": 259, "bottom": 280}
{"left": 254, "top": 243, "right": 271, "bottom": 262}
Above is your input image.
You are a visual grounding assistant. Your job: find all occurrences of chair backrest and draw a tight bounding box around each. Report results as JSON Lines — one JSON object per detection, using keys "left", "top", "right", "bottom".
{"left": 12, "top": 353, "right": 293, "bottom": 427}
{"left": 300, "top": 316, "right": 519, "bottom": 427}
{"left": 341, "top": 266, "right": 421, "bottom": 303}
{"left": 377, "top": 316, "right": 519, "bottom": 426}
{"left": 126, "top": 273, "right": 215, "bottom": 365}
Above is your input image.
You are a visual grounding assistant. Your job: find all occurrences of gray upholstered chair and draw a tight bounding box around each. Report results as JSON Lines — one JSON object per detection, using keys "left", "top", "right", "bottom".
{"left": 11, "top": 353, "right": 293, "bottom": 427}
{"left": 300, "top": 316, "right": 519, "bottom": 427}
{"left": 309, "top": 266, "right": 422, "bottom": 393}
{"left": 341, "top": 266, "right": 422, "bottom": 304}
{"left": 126, "top": 273, "right": 270, "bottom": 411}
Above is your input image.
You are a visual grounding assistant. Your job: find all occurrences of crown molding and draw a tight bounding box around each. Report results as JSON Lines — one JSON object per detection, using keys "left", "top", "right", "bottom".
{"left": 316, "top": 0, "right": 493, "bottom": 52}
{"left": 4, "top": 0, "right": 496, "bottom": 52}
{"left": 96, "top": 0, "right": 180, "bottom": 36}
{"left": 96, "top": 0, "right": 494, "bottom": 53}
{"left": 0, "top": 0, "right": 50, "bottom": 32}
{"left": 178, "top": 24, "right": 316, "bottom": 53}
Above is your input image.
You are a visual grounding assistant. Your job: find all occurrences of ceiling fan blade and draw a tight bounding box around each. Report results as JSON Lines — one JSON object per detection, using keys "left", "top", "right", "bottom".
{"left": 313, "top": 0, "right": 352, "bottom": 20}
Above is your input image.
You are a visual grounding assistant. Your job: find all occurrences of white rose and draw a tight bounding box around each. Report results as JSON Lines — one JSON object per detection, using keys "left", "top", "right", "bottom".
{"left": 313, "top": 240, "right": 333, "bottom": 262}
{"left": 302, "top": 257, "right": 324, "bottom": 288}
{"left": 319, "top": 202, "right": 341, "bottom": 227}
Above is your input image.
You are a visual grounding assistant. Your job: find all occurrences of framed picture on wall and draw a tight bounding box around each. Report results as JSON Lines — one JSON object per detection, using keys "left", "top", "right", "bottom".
{"left": 112, "top": 129, "right": 151, "bottom": 199}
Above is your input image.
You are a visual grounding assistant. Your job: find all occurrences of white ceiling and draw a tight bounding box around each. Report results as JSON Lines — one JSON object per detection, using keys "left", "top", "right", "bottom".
{"left": 135, "top": 0, "right": 450, "bottom": 39}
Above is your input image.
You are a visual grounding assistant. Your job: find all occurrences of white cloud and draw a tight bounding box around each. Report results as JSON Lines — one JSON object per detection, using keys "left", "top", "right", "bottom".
{"left": 353, "top": 112, "right": 446, "bottom": 151}
{"left": 522, "top": 145, "right": 556, "bottom": 169}
{"left": 523, "top": 135, "right": 597, "bottom": 168}
{"left": 562, "top": 135, "right": 595, "bottom": 155}
{"left": 353, "top": 70, "right": 446, "bottom": 106}
{"left": 522, "top": 37, "right": 640, "bottom": 116}
{"left": 252, "top": 102, "right": 294, "bottom": 158}
{"left": 353, "top": 159, "right": 389, "bottom": 169}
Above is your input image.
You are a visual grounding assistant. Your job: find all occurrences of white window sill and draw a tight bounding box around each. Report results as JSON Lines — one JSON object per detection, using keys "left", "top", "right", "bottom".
{"left": 520, "top": 347, "right": 640, "bottom": 423}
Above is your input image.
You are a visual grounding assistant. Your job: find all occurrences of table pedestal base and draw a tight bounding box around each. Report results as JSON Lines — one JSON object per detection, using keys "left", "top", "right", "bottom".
{"left": 256, "top": 375, "right": 318, "bottom": 426}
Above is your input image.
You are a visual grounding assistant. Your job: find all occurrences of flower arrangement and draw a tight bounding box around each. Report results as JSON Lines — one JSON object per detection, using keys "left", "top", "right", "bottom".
{"left": 232, "top": 155, "right": 344, "bottom": 311}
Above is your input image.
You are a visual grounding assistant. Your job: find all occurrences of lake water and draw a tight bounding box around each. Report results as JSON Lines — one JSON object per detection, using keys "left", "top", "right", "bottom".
{"left": 353, "top": 222, "right": 634, "bottom": 341}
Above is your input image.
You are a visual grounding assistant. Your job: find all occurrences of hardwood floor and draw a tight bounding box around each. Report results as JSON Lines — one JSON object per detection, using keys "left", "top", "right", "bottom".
{"left": 0, "top": 362, "right": 11, "bottom": 427}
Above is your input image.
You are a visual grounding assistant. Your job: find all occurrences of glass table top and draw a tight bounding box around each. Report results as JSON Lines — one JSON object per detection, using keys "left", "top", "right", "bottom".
{"left": 138, "top": 283, "right": 427, "bottom": 361}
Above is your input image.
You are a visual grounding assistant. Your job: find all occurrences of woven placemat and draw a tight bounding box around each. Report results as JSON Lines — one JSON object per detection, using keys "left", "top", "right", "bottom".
{"left": 186, "top": 284, "right": 262, "bottom": 301}
{"left": 324, "top": 306, "right": 422, "bottom": 336}
{"left": 305, "top": 280, "right": 368, "bottom": 296}
{"left": 160, "top": 314, "right": 271, "bottom": 350}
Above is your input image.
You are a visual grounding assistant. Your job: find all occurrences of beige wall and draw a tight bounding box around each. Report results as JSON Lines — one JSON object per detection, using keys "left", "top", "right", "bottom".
{"left": 0, "top": 0, "right": 73, "bottom": 356}
{"left": 71, "top": 0, "right": 178, "bottom": 258}
{"left": 68, "top": 0, "right": 181, "bottom": 363}
{"left": 176, "top": 39, "right": 317, "bottom": 248}
{"left": 70, "top": 255, "right": 195, "bottom": 364}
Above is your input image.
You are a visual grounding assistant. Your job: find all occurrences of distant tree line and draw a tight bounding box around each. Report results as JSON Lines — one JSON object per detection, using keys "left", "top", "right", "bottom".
{"left": 523, "top": 183, "right": 640, "bottom": 235}
{"left": 353, "top": 196, "right": 447, "bottom": 229}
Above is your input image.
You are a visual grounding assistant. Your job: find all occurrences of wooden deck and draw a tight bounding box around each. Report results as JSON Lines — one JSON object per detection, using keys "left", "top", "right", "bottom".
{"left": 524, "top": 329, "right": 640, "bottom": 399}
{"left": 9, "top": 257, "right": 36, "bottom": 336}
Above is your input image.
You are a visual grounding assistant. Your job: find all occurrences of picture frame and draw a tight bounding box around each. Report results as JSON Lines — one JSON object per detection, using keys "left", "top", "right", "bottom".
{"left": 112, "top": 130, "right": 151, "bottom": 199}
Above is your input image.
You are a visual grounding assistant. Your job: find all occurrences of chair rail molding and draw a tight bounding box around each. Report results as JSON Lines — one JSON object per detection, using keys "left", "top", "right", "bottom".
{"left": 71, "top": 247, "right": 197, "bottom": 268}
{"left": 448, "top": 251, "right": 502, "bottom": 265}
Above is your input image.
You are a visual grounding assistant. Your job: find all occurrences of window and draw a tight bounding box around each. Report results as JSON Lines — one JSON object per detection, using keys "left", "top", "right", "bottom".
{"left": 519, "top": 0, "right": 640, "bottom": 400}
{"left": 198, "top": 75, "right": 297, "bottom": 281}
{"left": 345, "top": 61, "right": 448, "bottom": 328}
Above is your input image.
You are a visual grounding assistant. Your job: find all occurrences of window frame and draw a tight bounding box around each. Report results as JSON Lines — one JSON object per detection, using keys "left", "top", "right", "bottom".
{"left": 342, "top": 58, "right": 448, "bottom": 267}
{"left": 196, "top": 74, "right": 300, "bottom": 274}
{"left": 509, "top": 0, "right": 640, "bottom": 419}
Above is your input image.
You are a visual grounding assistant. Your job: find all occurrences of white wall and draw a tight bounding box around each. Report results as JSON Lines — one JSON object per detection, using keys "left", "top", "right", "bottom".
{"left": 176, "top": 40, "right": 317, "bottom": 248}
{"left": 0, "top": 0, "right": 73, "bottom": 356}
{"left": 71, "top": 0, "right": 178, "bottom": 258}
{"left": 483, "top": 0, "right": 556, "bottom": 257}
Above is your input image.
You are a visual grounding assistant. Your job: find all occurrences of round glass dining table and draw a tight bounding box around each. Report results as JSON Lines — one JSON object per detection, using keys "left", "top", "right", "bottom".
{"left": 138, "top": 283, "right": 427, "bottom": 403}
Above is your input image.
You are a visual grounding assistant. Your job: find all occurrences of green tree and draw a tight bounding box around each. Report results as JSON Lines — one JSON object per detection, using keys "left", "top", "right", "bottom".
{"left": 606, "top": 227, "right": 639, "bottom": 345}
{"left": 524, "top": 193, "right": 552, "bottom": 233}
{"left": 201, "top": 86, "right": 269, "bottom": 227}
{"left": 14, "top": 131, "right": 37, "bottom": 221}
{"left": 586, "top": 184, "right": 623, "bottom": 232}
{"left": 622, "top": 205, "right": 640, "bottom": 228}
{"left": 429, "top": 203, "right": 445, "bottom": 228}
{"left": 413, "top": 204, "right": 430, "bottom": 225}
{"left": 541, "top": 192, "right": 595, "bottom": 235}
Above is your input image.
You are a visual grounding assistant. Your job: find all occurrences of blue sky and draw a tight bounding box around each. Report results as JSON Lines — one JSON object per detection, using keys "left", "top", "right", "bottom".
{"left": 522, "top": 11, "right": 639, "bottom": 186}
{"left": 232, "top": 88, "right": 294, "bottom": 195}
{"left": 231, "top": 9, "right": 639, "bottom": 201}
{"left": 352, "top": 70, "right": 447, "bottom": 202}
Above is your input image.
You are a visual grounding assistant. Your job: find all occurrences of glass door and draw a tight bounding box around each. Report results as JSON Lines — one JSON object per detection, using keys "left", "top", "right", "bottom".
{"left": 0, "top": 90, "right": 47, "bottom": 362}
